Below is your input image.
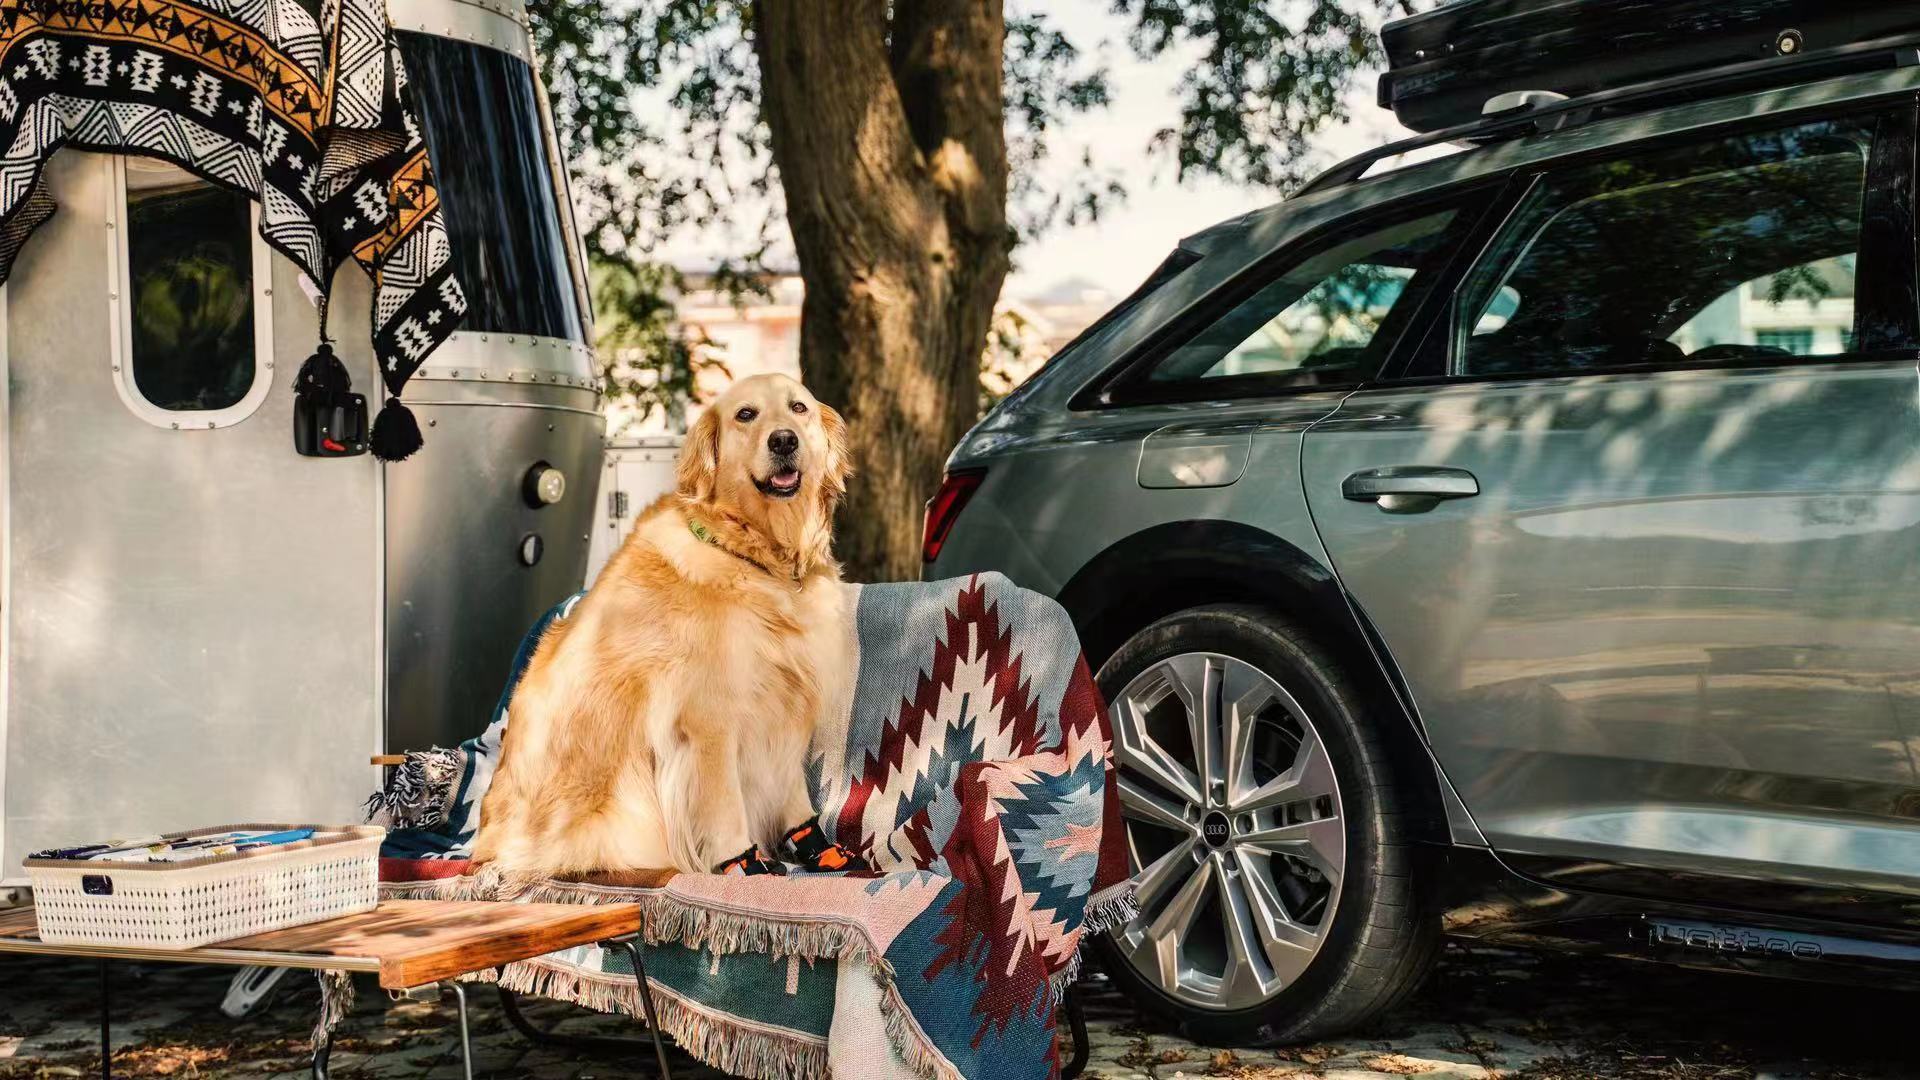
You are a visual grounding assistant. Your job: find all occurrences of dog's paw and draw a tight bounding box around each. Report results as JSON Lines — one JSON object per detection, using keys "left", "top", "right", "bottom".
{"left": 454, "top": 862, "right": 525, "bottom": 901}
{"left": 714, "top": 844, "right": 787, "bottom": 877}
{"left": 780, "top": 817, "right": 873, "bottom": 874}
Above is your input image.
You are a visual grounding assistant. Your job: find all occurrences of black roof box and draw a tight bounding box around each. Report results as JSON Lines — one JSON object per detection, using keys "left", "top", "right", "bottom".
{"left": 1379, "top": 0, "right": 1920, "bottom": 134}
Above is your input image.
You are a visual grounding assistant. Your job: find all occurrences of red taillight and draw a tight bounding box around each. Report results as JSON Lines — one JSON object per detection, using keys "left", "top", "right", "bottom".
{"left": 922, "top": 469, "right": 986, "bottom": 563}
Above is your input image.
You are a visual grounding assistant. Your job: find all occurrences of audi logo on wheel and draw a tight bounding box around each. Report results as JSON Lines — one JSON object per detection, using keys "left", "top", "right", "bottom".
{"left": 1202, "top": 812, "right": 1230, "bottom": 847}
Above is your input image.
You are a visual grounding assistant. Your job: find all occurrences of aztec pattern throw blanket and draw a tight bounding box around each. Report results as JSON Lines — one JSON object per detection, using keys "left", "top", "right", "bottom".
{"left": 0, "top": 0, "right": 463, "bottom": 407}
{"left": 374, "top": 573, "right": 1134, "bottom": 1080}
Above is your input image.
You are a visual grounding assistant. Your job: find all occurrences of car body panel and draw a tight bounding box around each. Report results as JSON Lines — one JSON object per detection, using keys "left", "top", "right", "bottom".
{"left": 1301, "top": 361, "right": 1920, "bottom": 895}
{"left": 933, "top": 395, "right": 1347, "bottom": 600}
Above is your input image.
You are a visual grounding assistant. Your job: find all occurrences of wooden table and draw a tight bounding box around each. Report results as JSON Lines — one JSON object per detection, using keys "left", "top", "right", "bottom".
{"left": 0, "top": 901, "right": 674, "bottom": 1079}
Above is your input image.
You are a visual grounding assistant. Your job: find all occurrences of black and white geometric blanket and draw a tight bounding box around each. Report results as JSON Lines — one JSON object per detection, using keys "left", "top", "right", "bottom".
{"left": 0, "top": 0, "right": 462, "bottom": 411}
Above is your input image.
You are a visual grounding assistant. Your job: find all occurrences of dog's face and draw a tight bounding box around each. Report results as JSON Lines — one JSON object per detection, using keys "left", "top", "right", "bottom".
{"left": 677, "top": 373, "right": 850, "bottom": 523}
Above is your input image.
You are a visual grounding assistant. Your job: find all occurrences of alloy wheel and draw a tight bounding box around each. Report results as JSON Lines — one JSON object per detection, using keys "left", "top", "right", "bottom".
{"left": 1108, "top": 652, "right": 1346, "bottom": 1011}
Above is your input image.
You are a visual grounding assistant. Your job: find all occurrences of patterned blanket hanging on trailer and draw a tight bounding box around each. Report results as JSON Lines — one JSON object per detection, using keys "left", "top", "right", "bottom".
{"left": 0, "top": 0, "right": 464, "bottom": 460}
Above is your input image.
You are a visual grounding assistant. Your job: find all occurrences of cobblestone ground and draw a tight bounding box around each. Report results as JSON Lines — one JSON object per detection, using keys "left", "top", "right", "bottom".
{"left": 1, "top": 943, "right": 1914, "bottom": 1080}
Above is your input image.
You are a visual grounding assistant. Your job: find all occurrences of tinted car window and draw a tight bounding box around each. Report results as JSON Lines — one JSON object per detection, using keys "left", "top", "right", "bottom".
{"left": 1146, "top": 209, "right": 1460, "bottom": 389}
{"left": 1456, "top": 117, "right": 1877, "bottom": 376}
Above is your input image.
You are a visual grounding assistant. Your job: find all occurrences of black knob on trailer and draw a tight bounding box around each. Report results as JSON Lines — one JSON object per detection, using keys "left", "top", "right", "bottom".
{"left": 1775, "top": 29, "right": 1804, "bottom": 56}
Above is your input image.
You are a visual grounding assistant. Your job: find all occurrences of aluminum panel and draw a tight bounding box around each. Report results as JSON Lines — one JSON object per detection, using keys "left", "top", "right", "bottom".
{"left": 3, "top": 151, "right": 383, "bottom": 875}
{"left": 383, "top": 395, "right": 603, "bottom": 750}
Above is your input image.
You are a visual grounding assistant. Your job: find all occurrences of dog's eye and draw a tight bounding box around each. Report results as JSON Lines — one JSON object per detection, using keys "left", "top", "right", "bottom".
{"left": 789, "top": 401, "right": 807, "bottom": 415}
{"left": 734, "top": 406, "right": 758, "bottom": 422}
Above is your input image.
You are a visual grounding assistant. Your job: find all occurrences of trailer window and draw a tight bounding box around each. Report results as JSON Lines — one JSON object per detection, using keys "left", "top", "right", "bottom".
{"left": 112, "top": 158, "right": 273, "bottom": 428}
{"left": 397, "top": 33, "right": 588, "bottom": 343}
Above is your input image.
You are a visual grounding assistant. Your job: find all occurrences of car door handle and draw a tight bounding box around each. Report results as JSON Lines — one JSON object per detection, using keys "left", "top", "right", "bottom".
{"left": 1342, "top": 466, "right": 1479, "bottom": 513}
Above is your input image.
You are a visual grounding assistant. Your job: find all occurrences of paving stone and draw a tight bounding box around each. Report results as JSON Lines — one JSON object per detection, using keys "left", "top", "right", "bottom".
{"left": 6, "top": 944, "right": 1920, "bottom": 1078}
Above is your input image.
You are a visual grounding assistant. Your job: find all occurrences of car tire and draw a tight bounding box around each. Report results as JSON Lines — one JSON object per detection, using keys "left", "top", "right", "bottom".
{"left": 1091, "top": 603, "right": 1440, "bottom": 1044}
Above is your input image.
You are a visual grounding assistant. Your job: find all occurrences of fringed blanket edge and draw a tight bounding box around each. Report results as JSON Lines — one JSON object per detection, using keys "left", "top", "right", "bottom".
{"left": 379, "top": 877, "right": 961, "bottom": 1080}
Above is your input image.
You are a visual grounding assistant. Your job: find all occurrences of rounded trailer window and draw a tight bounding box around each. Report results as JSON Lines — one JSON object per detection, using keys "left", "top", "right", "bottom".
{"left": 109, "top": 157, "right": 274, "bottom": 428}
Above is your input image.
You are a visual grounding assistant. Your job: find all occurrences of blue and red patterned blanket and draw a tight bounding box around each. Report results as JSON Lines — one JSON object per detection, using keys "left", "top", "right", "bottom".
{"left": 374, "top": 573, "right": 1133, "bottom": 1080}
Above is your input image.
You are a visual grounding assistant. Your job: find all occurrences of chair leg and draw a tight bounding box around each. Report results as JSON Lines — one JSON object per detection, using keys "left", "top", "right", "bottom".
{"left": 603, "top": 938, "right": 675, "bottom": 1080}
{"left": 496, "top": 987, "right": 670, "bottom": 1057}
{"left": 1060, "top": 982, "right": 1089, "bottom": 1080}
{"left": 494, "top": 947, "right": 677, "bottom": 1080}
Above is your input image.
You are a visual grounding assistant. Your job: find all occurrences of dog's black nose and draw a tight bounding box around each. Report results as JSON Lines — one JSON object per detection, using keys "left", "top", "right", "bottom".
{"left": 768, "top": 429, "right": 799, "bottom": 456}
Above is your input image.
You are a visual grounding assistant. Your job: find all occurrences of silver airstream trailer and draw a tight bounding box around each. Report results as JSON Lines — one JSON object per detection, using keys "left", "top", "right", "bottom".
{"left": 0, "top": 0, "right": 601, "bottom": 875}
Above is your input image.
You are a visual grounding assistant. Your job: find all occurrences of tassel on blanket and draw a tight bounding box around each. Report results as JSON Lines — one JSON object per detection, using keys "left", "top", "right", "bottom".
{"left": 370, "top": 397, "right": 424, "bottom": 462}
{"left": 1052, "top": 881, "right": 1142, "bottom": 996}
{"left": 1083, "top": 879, "right": 1141, "bottom": 936}
{"left": 490, "top": 960, "right": 841, "bottom": 1080}
{"left": 363, "top": 747, "right": 463, "bottom": 828}
{"left": 311, "top": 969, "right": 355, "bottom": 1049}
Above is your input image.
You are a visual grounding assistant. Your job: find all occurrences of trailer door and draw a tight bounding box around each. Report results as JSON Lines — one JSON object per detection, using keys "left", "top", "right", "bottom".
{"left": 0, "top": 152, "right": 383, "bottom": 874}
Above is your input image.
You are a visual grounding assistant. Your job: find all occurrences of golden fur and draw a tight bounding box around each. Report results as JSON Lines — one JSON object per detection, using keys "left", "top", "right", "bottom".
{"left": 466, "top": 374, "right": 854, "bottom": 889}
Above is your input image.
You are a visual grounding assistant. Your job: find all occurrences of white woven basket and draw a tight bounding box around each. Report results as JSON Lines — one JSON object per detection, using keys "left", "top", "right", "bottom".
{"left": 25, "top": 823, "right": 384, "bottom": 950}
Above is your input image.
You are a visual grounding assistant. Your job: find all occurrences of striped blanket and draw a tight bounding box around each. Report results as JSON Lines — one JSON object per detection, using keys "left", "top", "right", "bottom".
{"left": 372, "top": 573, "right": 1133, "bottom": 1080}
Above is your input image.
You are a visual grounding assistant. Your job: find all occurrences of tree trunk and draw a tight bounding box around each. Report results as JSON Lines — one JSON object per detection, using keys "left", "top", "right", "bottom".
{"left": 751, "top": 0, "right": 1010, "bottom": 583}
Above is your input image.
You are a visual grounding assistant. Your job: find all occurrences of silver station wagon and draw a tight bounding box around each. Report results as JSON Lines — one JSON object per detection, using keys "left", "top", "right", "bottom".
{"left": 926, "top": 0, "right": 1920, "bottom": 1044}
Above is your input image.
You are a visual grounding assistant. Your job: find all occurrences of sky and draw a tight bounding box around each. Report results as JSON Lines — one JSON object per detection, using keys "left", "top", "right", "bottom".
{"left": 652, "top": 1, "right": 1418, "bottom": 302}
{"left": 998, "top": 1, "right": 1415, "bottom": 300}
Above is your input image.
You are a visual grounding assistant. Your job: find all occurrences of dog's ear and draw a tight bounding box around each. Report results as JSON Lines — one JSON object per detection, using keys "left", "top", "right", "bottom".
{"left": 818, "top": 401, "right": 853, "bottom": 502}
{"left": 676, "top": 406, "right": 721, "bottom": 501}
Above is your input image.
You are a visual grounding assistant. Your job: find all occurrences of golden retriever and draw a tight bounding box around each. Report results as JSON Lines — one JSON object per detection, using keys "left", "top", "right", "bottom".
{"left": 465, "top": 373, "right": 856, "bottom": 890}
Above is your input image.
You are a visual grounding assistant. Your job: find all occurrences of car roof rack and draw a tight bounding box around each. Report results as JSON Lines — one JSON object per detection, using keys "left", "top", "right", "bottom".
{"left": 1297, "top": 34, "right": 1920, "bottom": 199}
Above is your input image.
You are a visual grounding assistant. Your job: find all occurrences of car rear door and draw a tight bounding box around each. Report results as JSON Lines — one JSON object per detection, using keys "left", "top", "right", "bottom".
{"left": 1301, "top": 102, "right": 1920, "bottom": 908}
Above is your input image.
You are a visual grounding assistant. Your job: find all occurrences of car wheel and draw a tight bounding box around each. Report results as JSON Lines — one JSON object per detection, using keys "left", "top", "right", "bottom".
{"left": 1092, "top": 604, "right": 1440, "bottom": 1043}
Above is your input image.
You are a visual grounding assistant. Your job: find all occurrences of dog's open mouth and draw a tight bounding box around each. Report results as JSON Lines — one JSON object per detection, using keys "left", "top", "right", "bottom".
{"left": 755, "top": 468, "right": 803, "bottom": 499}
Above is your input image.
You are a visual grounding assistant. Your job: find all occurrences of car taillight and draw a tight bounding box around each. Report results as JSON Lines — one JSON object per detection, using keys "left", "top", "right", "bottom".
{"left": 922, "top": 469, "right": 985, "bottom": 563}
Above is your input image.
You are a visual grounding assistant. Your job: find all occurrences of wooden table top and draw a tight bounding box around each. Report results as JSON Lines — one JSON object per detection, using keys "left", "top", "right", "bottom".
{"left": 0, "top": 900, "right": 643, "bottom": 989}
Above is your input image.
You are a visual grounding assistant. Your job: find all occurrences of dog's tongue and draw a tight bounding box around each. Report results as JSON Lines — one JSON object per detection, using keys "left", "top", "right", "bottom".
{"left": 772, "top": 469, "right": 801, "bottom": 489}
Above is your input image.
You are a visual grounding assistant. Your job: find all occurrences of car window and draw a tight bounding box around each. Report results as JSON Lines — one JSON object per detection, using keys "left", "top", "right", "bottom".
{"left": 1455, "top": 116, "right": 1878, "bottom": 377}
{"left": 1144, "top": 208, "right": 1462, "bottom": 388}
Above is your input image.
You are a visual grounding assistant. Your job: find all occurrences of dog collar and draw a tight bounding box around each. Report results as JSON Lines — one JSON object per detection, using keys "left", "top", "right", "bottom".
{"left": 688, "top": 517, "right": 801, "bottom": 582}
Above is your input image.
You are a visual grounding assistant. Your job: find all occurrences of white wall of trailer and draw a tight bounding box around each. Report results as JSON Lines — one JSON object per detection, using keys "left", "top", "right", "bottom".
{"left": 585, "top": 437, "right": 684, "bottom": 585}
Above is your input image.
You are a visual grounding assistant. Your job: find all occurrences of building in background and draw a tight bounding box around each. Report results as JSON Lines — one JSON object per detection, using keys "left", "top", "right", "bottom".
{"left": 1670, "top": 255, "right": 1856, "bottom": 356}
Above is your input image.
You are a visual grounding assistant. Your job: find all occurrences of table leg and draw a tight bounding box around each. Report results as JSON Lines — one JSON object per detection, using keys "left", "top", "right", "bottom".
{"left": 444, "top": 982, "right": 474, "bottom": 1080}
{"left": 601, "top": 939, "right": 674, "bottom": 1080}
{"left": 97, "top": 960, "right": 110, "bottom": 1080}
